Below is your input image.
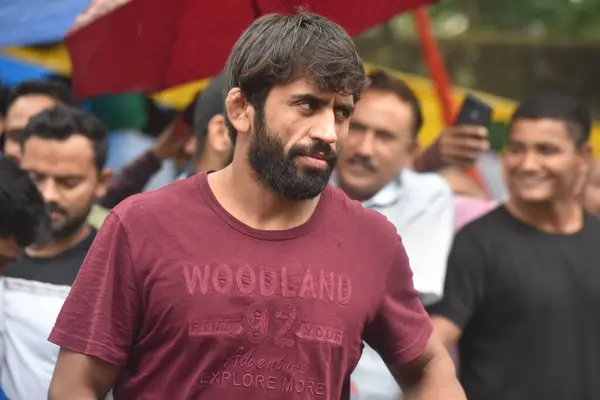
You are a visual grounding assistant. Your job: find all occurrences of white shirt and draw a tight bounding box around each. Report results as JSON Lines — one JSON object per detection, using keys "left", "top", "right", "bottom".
{"left": 349, "top": 169, "right": 454, "bottom": 400}
{"left": 1, "top": 278, "right": 69, "bottom": 400}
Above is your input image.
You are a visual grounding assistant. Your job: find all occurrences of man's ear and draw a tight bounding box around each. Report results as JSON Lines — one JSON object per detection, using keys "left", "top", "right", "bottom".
{"left": 577, "top": 141, "right": 593, "bottom": 162}
{"left": 95, "top": 168, "right": 112, "bottom": 198}
{"left": 574, "top": 141, "right": 593, "bottom": 196}
{"left": 225, "top": 88, "right": 252, "bottom": 135}
{"left": 207, "top": 115, "right": 231, "bottom": 154}
{"left": 400, "top": 139, "right": 420, "bottom": 168}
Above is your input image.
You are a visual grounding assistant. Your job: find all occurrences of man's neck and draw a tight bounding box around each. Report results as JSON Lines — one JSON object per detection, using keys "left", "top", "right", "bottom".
{"left": 26, "top": 224, "right": 92, "bottom": 259}
{"left": 207, "top": 161, "right": 321, "bottom": 231}
{"left": 506, "top": 197, "right": 584, "bottom": 234}
{"left": 195, "top": 154, "right": 224, "bottom": 174}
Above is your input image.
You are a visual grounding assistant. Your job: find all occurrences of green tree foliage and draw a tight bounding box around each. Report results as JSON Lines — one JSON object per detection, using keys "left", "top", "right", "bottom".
{"left": 429, "top": 0, "right": 600, "bottom": 39}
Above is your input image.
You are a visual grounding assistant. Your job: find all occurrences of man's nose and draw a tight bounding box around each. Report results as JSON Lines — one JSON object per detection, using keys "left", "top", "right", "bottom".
{"left": 519, "top": 152, "right": 541, "bottom": 172}
{"left": 38, "top": 179, "right": 60, "bottom": 204}
{"left": 355, "top": 131, "right": 376, "bottom": 157}
{"left": 309, "top": 113, "right": 337, "bottom": 145}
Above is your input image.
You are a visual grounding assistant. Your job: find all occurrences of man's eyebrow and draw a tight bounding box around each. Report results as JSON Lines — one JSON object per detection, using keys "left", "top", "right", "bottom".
{"left": 26, "top": 169, "right": 84, "bottom": 180}
{"left": 289, "top": 93, "right": 328, "bottom": 104}
{"left": 289, "top": 93, "right": 354, "bottom": 114}
{"left": 334, "top": 103, "right": 354, "bottom": 115}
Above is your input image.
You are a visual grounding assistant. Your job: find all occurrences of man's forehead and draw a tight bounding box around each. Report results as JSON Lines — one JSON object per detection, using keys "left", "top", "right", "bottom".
{"left": 511, "top": 119, "right": 574, "bottom": 141}
{"left": 22, "top": 135, "right": 96, "bottom": 173}
{"left": 6, "top": 95, "right": 58, "bottom": 129}
{"left": 8, "top": 94, "right": 58, "bottom": 114}
{"left": 278, "top": 78, "right": 354, "bottom": 105}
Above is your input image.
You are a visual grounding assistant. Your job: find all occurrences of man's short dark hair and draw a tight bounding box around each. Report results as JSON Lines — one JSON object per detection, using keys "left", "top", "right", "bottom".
{"left": 194, "top": 73, "right": 227, "bottom": 159}
{"left": 0, "top": 83, "right": 10, "bottom": 117}
{"left": 224, "top": 12, "right": 367, "bottom": 145}
{"left": 0, "top": 157, "right": 50, "bottom": 246}
{"left": 368, "top": 70, "right": 423, "bottom": 137}
{"left": 7, "top": 79, "right": 79, "bottom": 109}
{"left": 510, "top": 93, "right": 591, "bottom": 147}
{"left": 21, "top": 104, "right": 108, "bottom": 171}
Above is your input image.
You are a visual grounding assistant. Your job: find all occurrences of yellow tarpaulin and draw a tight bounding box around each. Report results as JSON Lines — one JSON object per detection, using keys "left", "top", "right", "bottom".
{"left": 3, "top": 45, "right": 599, "bottom": 155}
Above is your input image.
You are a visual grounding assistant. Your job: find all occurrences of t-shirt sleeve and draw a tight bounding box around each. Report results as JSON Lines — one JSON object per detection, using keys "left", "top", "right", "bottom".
{"left": 426, "top": 228, "right": 486, "bottom": 329}
{"left": 364, "top": 239, "right": 433, "bottom": 366}
{"left": 48, "top": 209, "right": 141, "bottom": 366}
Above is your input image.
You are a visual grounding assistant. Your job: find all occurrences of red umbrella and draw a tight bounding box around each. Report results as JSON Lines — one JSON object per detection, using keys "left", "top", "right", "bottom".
{"left": 65, "top": 0, "right": 437, "bottom": 98}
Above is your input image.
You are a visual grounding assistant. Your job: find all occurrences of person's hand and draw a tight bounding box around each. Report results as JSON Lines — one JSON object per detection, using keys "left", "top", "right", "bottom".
{"left": 437, "top": 125, "right": 489, "bottom": 168}
{"left": 151, "top": 120, "right": 191, "bottom": 161}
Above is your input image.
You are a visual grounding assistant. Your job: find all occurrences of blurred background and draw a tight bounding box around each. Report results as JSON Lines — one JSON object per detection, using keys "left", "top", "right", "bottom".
{"left": 1, "top": 2, "right": 600, "bottom": 399}
{"left": 2, "top": 0, "right": 599, "bottom": 159}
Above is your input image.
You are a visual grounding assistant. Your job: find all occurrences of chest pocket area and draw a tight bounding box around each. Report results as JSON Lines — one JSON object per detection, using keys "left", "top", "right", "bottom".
{"left": 483, "top": 241, "right": 573, "bottom": 321}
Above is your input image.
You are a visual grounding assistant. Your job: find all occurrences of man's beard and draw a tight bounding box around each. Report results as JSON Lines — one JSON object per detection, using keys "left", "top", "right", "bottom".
{"left": 46, "top": 202, "right": 92, "bottom": 240}
{"left": 248, "top": 114, "right": 337, "bottom": 200}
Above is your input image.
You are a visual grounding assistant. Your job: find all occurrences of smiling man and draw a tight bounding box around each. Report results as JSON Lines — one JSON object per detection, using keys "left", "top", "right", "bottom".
{"left": 1, "top": 105, "right": 110, "bottom": 400}
{"left": 47, "top": 12, "right": 463, "bottom": 400}
{"left": 429, "top": 93, "right": 600, "bottom": 400}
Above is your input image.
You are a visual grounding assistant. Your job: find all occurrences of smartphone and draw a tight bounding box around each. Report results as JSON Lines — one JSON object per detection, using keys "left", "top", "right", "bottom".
{"left": 454, "top": 94, "right": 507, "bottom": 151}
{"left": 454, "top": 94, "right": 493, "bottom": 127}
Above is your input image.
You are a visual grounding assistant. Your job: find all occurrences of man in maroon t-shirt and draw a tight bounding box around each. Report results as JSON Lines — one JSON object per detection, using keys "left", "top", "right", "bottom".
{"left": 47, "top": 13, "right": 464, "bottom": 400}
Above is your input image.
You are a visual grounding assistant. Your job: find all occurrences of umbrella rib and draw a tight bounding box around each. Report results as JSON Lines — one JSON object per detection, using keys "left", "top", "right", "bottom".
{"left": 250, "top": 0, "right": 261, "bottom": 19}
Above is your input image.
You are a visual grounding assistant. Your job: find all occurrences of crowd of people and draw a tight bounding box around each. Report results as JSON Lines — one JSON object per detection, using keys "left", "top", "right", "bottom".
{"left": 0, "top": 11, "right": 600, "bottom": 400}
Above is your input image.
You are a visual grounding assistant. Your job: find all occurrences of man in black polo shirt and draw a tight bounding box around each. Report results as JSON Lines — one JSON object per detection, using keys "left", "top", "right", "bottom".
{"left": 428, "top": 93, "right": 600, "bottom": 400}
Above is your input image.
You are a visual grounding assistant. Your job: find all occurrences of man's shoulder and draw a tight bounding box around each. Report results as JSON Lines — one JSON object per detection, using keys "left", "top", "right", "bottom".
{"left": 584, "top": 212, "right": 600, "bottom": 229}
{"left": 87, "top": 204, "right": 109, "bottom": 229}
{"left": 113, "top": 175, "right": 201, "bottom": 222}
{"left": 455, "top": 204, "right": 507, "bottom": 240}
{"left": 328, "top": 185, "right": 399, "bottom": 242}
{"left": 402, "top": 169, "right": 452, "bottom": 200}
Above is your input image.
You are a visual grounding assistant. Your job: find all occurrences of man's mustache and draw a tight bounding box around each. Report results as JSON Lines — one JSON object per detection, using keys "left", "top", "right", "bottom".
{"left": 46, "top": 202, "right": 67, "bottom": 215}
{"left": 345, "top": 154, "right": 377, "bottom": 172}
{"left": 289, "top": 141, "right": 338, "bottom": 166}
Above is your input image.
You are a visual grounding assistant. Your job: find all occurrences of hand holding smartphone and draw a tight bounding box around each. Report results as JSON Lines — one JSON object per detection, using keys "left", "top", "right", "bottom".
{"left": 454, "top": 94, "right": 506, "bottom": 152}
{"left": 454, "top": 94, "right": 492, "bottom": 128}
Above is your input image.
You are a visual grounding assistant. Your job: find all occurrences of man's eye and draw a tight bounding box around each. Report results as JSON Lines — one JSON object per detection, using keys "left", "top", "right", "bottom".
{"left": 335, "top": 109, "right": 351, "bottom": 121}
{"left": 29, "top": 173, "right": 43, "bottom": 183}
{"left": 60, "top": 179, "right": 81, "bottom": 189}
{"left": 297, "top": 100, "right": 317, "bottom": 112}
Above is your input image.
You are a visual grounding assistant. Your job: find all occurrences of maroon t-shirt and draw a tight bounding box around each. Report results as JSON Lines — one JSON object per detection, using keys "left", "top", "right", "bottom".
{"left": 49, "top": 173, "right": 432, "bottom": 399}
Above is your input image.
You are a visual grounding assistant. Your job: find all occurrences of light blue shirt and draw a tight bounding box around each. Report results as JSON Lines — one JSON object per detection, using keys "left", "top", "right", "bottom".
{"left": 342, "top": 169, "right": 455, "bottom": 400}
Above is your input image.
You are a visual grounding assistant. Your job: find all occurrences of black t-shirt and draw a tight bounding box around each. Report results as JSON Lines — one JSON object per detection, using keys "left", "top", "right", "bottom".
{"left": 4, "top": 229, "right": 97, "bottom": 286}
{"left": 428, "top": 206, "right": 600, "bottom": 400}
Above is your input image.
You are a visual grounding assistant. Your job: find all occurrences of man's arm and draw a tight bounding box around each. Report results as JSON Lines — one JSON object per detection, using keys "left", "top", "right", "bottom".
{"left": 97, "top": 149, "right": 162, "bottom": 209}
{"left": 431, "top": 316, "right": 463, "bottom": 351}
{"left": 47, "top": 208, "right": 141, "bottom": 397}
{"left": 426, "top": 226, "right": 488, "bottom": 349}
{"left": 413, "top": 125, "right": 489, "bottom": 173}
{"left": 391, "top": 335, "right": 464, "bottom": 399}
{"left": 364, "top": 238, "right": 464, "bottom": 399}
{"left": 97, "top": 122, "right": 191, "bottom": 209}
{"left": 48, "top": 349, "right": 120, "bottom": 400}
